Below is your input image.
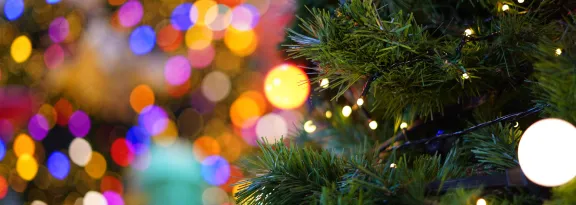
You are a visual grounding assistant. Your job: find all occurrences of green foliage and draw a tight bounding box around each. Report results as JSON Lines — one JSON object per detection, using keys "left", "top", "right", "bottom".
{"left": 463, "top": 122, "right": 522, "bottom": 171}
{"left": 545, "top": 178, "right": 576, "bottom": 205}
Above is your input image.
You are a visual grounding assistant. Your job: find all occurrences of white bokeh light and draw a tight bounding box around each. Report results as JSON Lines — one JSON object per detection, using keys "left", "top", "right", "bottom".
{"left": 69, "top": 138, "right": 93, "bottom": 166}
{"left": 83, "top": 191, "right": 108, "bottom": 205}
{"left": 202, "top": 187, "right": 229, "bottom": 205}
{"left": 518, "top": 118, "right": 576, "bottom": 187}
{"left": 256, "top": 113, "right": 288, "bottom": 144}
{"left": 201, "top": 71, "right": 231, "bottom": 102}
{"left": 204, "top": 4, "right": 232, "bottom": 31}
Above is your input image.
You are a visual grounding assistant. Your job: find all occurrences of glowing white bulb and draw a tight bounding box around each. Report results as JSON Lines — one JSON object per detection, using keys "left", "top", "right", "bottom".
{"left": 304, "top": 120, "right": 317, "bottom": 133}
{"left": 518, "top": 118, "right": 576, "bottom": 187}
{"left": 325, "top": 111, "right": 332, "bottom": 119}
{"left": 342, "top": 106, "right": 352, "bottom": 117}
{"left": 514, "top": 122, "right": 519, "bottom": 128}
{"left": 555, "top": 48, "right": 562, "bottom": 56}
{"left": 476, "top": 198, "right": 487, "bottom": 205}
{"left": 320, "top": 78, "right": 329, "bottom": 89}
{"left": 462, "top": 73, "right": 470, "bottom": 79}
{"left": 517, "top": 0, "right": 524, "bottom": 3}
{"left": 390, "top": 163, "right": 397, "bottom": 168}
{"left": 502, "top": 4, "right": 510, "bottom": 11}
{"left": 357, "top": 98, "right": 364, "bottom": 106}
{"left": 464, "top": 28, "right": 473, "bottom": 36}
{"left": 369, "top": 121, "right": 378, "bottom": 130}
{"left": 400, "top": 122, "right": 408, "bottom": 129}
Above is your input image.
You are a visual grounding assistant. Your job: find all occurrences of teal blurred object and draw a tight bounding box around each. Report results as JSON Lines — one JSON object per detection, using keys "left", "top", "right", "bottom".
{"left": 136, "top": 140, "right": 203, "bottom": 205}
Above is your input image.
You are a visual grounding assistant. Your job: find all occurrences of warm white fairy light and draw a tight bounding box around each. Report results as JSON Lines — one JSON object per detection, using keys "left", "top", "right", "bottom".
{"left": 342, "top": 106, "right": 352, "bottom": 117}
{"left": 325, "top": 111, "right": 332, "bottom": 119}
{"left": 555, "top": 48, "right": 562, "bottom": 56}
{"left": 400, "top": 122, "right": 408, "bottom": 129}
{"left": 390, "top": 163, "right": 397, "bottom": 168}
{"left": 502, "top": 4, "right": 510, "bottom": 11}
{"left": 514, "top": 122, "right": 519, "bottom": 128}
{"left": 464, "top": 28, "right": 473, "bottom": 36}
{"left": 517, "top": 0, "right": 524, "bottom": 3}
{"left": 320, "top": 78, "right": 329, "bottom": 88}
{"left": 369, "top": 121, "right": 378, "bottom": 130}
{"left": 357, "top": 98, "right": 364, "bottom": 106}
{"left": 462, "top": 73, "right": 470, "bottom": 79}
{"left": 304, "top": 120, "right": 317, "bottom": 133}
{"left": 476, "top": 198, "right": 487, "bottom": 205}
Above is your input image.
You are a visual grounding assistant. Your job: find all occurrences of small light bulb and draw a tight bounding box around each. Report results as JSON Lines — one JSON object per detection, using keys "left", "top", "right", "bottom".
{"left": 320, "top": 78, "right": 329, "bottom": 88}
{"left": 476, "top": 198, "right": 487, "bottom": 205}
{"left": 357, "top": 98, "right": 364, "bottom": 106}
{"left": 514, "top": 122, "right": 519, "bottom": 128}
{"left": 400, "top": 122, "right": 408, "bottom": 129}
{"left": 464, "top": 28, "right": 473, "bottom": 36}
{"left": 555, "top": 48, "right": 562, "bottom": 56}
{"left": 304, "top": 120, "right": 317, "bottom": 133}
{"left": 390, "top": 163, "right": 397, "bottom": 168}
{"left": 502, "top": 4, "right": 510, "bottom": 11}
{"left": 342, "top": 106, "right": 352, "bottom": 117}
{"left": 517, "top": 0, "right": 524, "bottom": 3}
{"left": 325, "top": 111, "right": 332, "bottom": 119}
{"left": 369, "top": 121, "right": 378, "bottom": 130}
{"left": 462, "top": 73, "right": 470, "bottom": 79}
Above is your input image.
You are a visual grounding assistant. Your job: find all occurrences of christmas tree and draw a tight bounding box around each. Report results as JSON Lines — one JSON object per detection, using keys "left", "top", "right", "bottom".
{"left": 236, "top": 0, "right": 576, "bottom": 204}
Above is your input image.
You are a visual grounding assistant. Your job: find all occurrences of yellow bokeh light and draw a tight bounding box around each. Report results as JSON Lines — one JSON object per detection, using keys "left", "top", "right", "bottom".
{"left": 185, "top": 25, "right": 213, "bottom": 50}
{"left": 555, "top": 48, "right": 562, "bottom": 56}
{"left": 325, "top": 111, "right": 333, "bottom": 118}
{"left": 303, "top": 120, "right": 316, "bottom": 133}
{"left": 230, "top": 96, "right": 262, "bottom": 128}
{"left": 11, "top": 35, "right": 32, "bottom": 63}
{"left": 17, "top": 154, "right": 38, "bottom": 181}
{"left": 464, "top": 28, "right": 473, "bottom": 36}
{"left": 476, "top": 198, "right": 487, "bottom": 205}
{"left": 191, "top": 0, "right": 217, "bottom": 26}
{"left": 85, "top": 152, "right": 107, "bottom": 179}
{"left": 400, "top": 122, "right": 408, "bottom": 129}
{"left": 224, "top": 28, "right": 257, "bottom": 57}
{"left": 14, "top": 134, "right": 35, "bottom": 157}
{"left": 502, "top": 4, "right": 510, "bottom": 11}
{"left": 342, "top": 106, "right": 352, "bottom": 117}
{"left": 264, "top": 64, "right": 310, "bottom": 109}
{"left": 369, "top": 121, "right": 378, "bottom": 130}
{"left": 356, "top": 98, "right": 364, "bottom": 106}
{"left": 153, "top": 119, "right": 178, "bottom": 146}
{"left": 65, "top": 11, "right": 83, "bottom": 43}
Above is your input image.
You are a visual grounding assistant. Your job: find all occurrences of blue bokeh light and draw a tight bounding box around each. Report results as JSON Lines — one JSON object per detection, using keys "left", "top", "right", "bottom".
{"left": 201, "top": 155, "right": 230, "bottom": 186}
{"left": 126, "top": 125, "right": 151, "bottom": 155}
{"left": 170, "top": 3, "right": 194, "bottom": 31}
{"left": 0, "top": 140, "right": 5, "bottom": 161}
{"left": 46, "top": 0, "right": 60, "bottom": 4}
{"left": 129, "top": 25, "right": 156, "bottom": 55}
{"left": 47, "top": 151, "right": 71, "bottom": 180}
{"left": 4, "top": 0, "right": 24, "bottom": 21}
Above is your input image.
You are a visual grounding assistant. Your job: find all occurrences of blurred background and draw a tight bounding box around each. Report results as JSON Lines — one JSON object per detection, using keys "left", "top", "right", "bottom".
{"left": 0, "top": 0, "right": 312, "bottom": 204}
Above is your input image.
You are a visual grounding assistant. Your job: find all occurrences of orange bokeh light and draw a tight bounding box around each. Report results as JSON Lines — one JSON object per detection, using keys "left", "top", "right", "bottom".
{"left": 0, "top": 176, "right": 6, "bottom": 199}
{"left": 101, "top": 175, "right": 124, "bottom": 194}
{"left": 130, "top": 84, "right": 155, "bottom": 114}
{"left": 14, "top": 133, "right": 35, "bottom": 157}
{"left": 264, "top": 64, "right": 310, "bottom": 109}
{"left": 230, "top": 96, "right": 261, "bottom": 128}
{"left": 157, "top": 24, "right": 183, "bottom": 52}
{"left": 166, "top": 80, "right": 191, "bottom": 98}
{"left": 108, "top": 0, "right": 126, "bottom": 6}
{"left": 192, "top": 136, "right": 221, "bottom": 161}
{"left": 55, "top": 98, "right": 74, "bottom": 126}
{"left": 224, "top": 28, "right": 258, "bottom": 57}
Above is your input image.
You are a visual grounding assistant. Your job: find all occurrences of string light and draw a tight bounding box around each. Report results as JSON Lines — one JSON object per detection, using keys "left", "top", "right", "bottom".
{"left": 476, "top": 198, "right": 487, "bottom": 205}
{"left": 342, "top": 106, "right": 352, "bottom": 117}
{"left": 369, "top": 120, "right": 378, "bottom": 130}
{"left": 517, "top": 0, "right": 524, "bottom": 3}
{"left": 555, "top": 48, "right": 562, "bottom": 56}
{"left": 325, "top": 111, "right": 332, "bottom": 119}
{"left": 400, "top": 122, "right": 408, "bottom": 129}
{"left": 356, "top": 98, "right": 364, "bottom": 106}
{"left": 390, "top": 163, "right": 397, "bottom": 168}
{"left": 464, "top": 28, "right": 473, "bottom": 36}
{"left": 303, "top": 120, "right": 317, "bottom": 133}
{"left": 462, "top": 73, "right": 470, "bottom": 80}
{"left": 320, "top": 78, "right": 329, "bottom": 89}
{"left": 514, "top": 122, "right": 519, "bottom": 128}
{"left": 502, "top": 4, "right": 510, "bottom": 11}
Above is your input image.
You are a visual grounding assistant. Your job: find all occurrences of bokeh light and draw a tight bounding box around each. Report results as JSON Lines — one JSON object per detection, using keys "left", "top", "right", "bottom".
{"left": 69, "top": 138, "right": 93, "bottom": 166}
{"left": 111, "top": 138, "right": 135, "bottom": 167}
{"left": 191, "top": 0, "right": 217, "bottom": 26}
{"left": 31, "top": 200, "right": 47, "bottom": 205}
{"left": 69, "top": 110, "right": 91, "bottom": 137}
{"left": 0, "top": 139, "right": 5, "bottom": 161}
{"left": 126, "top": 125, "right": 150, "bottom": 156}
{"left": 14, "top": 133, "right": 35, "bottom": 157}
{"left": 202, "top": 187, "right": 229, "bottom": 205}
{"left": 49, "top": 17, "right": 70, "bottom": 43}
{"left": 108, "top": 0, "right": 126, "bottom": 6}
{"left": 17, "top": 154, "right": 38, "bottom": 181}
{"left": 84, "top": 191, "right": 107, "bottom": 205}
{"left": 164, "top": 55, "right": 191, "bottom": 86}
{"left": 185, "top": 24, "right": 213, "bottom": 50}
{"left": 38, "top": 104, "right": 57, "bottom": 129}
{"left": 201, "top": 71, "right": 231, "bottom": 102}
{"left": 130, "top": 84, "right": 155, "bottom": 113}
{"left": 11, "top": 35, "right": 32, "bottom": 63}
{"left": 224, "top": 28, "right": 257, "bottom": 56}
{"left": 157, "top": 24, "right": 183, "bottom": 52}
{"left": 264, "top": 64, "right": 310, "bottom": 109}
{"left": 85, "top": 152, "right": 107, "bottom": 179}
{"left": 118, "top": 0, "right": 143, "bottom": 28}
{"left": 104, "top": 191, "right": 125, "bottom": 205}
{"left": 44, "top": 44, "right": 65, "bottom": 69}
{"left": 201, "top": 155, "right": 230, "bottom": 186}
{"left": 244, "top": 0, "right": 271, "bottom": 14}
{"left": 28, "top": 114, "right": 50, "bottom": 141}
{"left": 230, "top": 96, "right": 262, "bottom": 128}
{"left": 205, "top": 4, "right": 232, "bottom": 31}
{"left": 230, "top": 4, "right": 260, "bottom": 31}
{"left": 188, "top": 44, "right": 215, "bottom": 69}
{"left": 46, "top": 0, "right": 60, "bottom": 4}
{"left": 4, "top": 0, "right": 24, "bottom": 21}
{"left": 0, "top": 120, "right": 13, "bottom": 142}
{"left": 65, "top": 10, "right": 83, "bottom": 42}
{"left": 55, "top": 98, "right": 74, "bottom": 126}
{"left": 138, "top": 105, "right": 169, "bottom": 136}
{"left": 47, "top": 151, "right": 70, "bottom": 180}
{"left": 101, "top": 175, "right": 124, "bottom": 194}
{"left": 0, "top": 176, "right": 6, "bottom": 199}
{"left": 152, "top": 119, "right": 178, "bottom": 146}
{"left": 256, "top": 113, "right": 288, "bottom": 143}
{"left": 171, "top": 3, "right": 196, "bottom": 31}
{"left": 193, "top": 136, "right": 220, "bottom": 161}
{"left": 130, "top": 25, "right": 156, "bottom": 55}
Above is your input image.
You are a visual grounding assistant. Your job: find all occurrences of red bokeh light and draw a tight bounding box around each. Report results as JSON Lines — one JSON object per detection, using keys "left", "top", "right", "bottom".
{"left": 111, "top": 138, "right": 135, "bottom": 167}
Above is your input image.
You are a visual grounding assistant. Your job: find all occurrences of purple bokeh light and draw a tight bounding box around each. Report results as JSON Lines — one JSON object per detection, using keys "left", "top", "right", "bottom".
{"left": 164, "top": 56, "right": 191, "bottom": 86}
{"left": 201, "top": 155, "right": 230, "bottom": 186}
{"left": 118, "top": 0, "right": 143, "bottom": 28}
{"left": 69, "top": 110, "right": 91, "bottom": 137}
{"left": 48, "top": 17, "right": 70, "bottom": 43}
{"left": 28, "top": 114, "right": 50, "bottom": 141}
{"left": 138, "top": 105, "right": 169, "bottom": 136}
